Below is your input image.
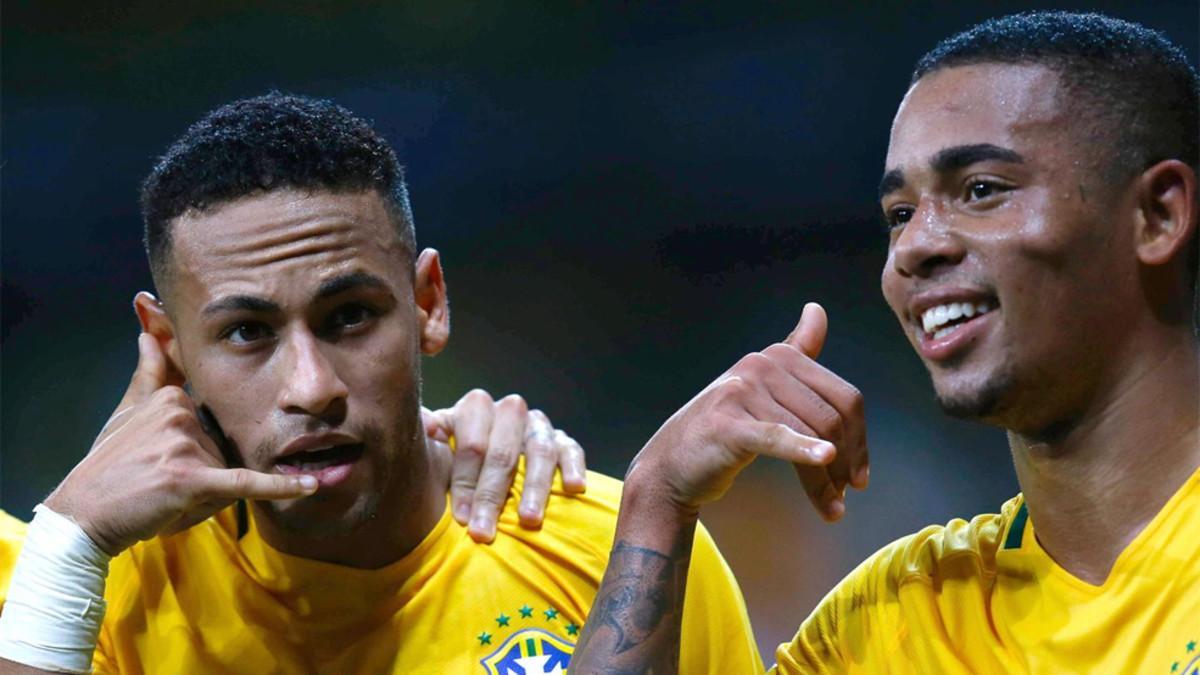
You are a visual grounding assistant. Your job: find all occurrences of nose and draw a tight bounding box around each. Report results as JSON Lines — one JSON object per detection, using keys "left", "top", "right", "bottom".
{"left": 278, "top": 329, "right": 349, "bottom": 419}
{"left": 889, "top": 201, "right": 965, "bottom": 278}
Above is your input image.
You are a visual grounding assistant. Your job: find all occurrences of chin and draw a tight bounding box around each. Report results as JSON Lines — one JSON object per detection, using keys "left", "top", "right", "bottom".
{"left": 931, "top": 370, "right": 1016, "bottom": 422}
{"left": 260, "top": 491, "right": 382, "bottom": 539}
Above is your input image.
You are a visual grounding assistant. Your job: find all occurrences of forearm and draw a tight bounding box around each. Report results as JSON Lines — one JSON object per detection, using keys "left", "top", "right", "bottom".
{"left": 573, "top": 478, "right": 698, "bottom": 675}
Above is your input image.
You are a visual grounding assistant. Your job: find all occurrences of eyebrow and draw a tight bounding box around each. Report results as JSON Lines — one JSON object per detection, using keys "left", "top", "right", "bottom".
{"left": 201, "top": 295, "right": 280, "bottom": 317}
{"left": 315, "top": 271, "right": 389, "bottom": 300}
{"left": 878, "top": 169, "right": 906, "bottom": 201}
{"left": 931, "top": 143, "right": 1025, "bottom": 173}
{"left": 201, "top": 272, "right": 390, "bottom": 317}
{"left": 878, "top": 143, "right": 1026, "bottom": 201}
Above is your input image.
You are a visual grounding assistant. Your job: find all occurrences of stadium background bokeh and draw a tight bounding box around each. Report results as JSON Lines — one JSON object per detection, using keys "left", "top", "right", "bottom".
{"left": 3, "top": 1, "right": 1196, "bottom": 659}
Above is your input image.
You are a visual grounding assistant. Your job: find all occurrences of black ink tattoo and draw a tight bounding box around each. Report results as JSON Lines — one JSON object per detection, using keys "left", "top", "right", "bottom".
{"left": 573, "top": 533, "right": 694, "bottom": 674}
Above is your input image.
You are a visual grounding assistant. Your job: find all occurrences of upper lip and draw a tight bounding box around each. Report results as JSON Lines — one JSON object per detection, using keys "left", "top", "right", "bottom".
{"left": 907, "top": 287, "right": 997, "bottom": 326}
{"left": 276, "top": 432, "right": 362, "bottom": 462}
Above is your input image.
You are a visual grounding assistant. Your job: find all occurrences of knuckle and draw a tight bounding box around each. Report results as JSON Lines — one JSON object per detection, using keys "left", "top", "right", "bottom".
{"left": 523, "top": 442, "right": 554, "bottom": 461}
{"left": 738, "top": 352, "right": 771, "bottom": 376}
{"left": 464, "top": 388, "right": 494, "bottom": 405}
{"left": 497, "top": 394, "right": 528, "bottom": 415}
{"left": 762, "top": 343, "right": 800, "bottom": 361}
{"left": 155, "top": 386, "right": 189, "bottom": 406}
{"left": 811, "top": 405, "right": 843, "bottom": 439}
{"left": 484, "top": 448, "right": 518, "bottom": 467}
{"left": 162, "top": 406, "right": 194, "bottom": 428}
{"left": 845, "top": 386, "right": 865, "bottom": 413}
{"left": 473, "top": 487, "right": 506, "bottom": 506}
{"left": 159, "top": 463, "right": 192, "bottom": 494}
{"left": 715, "top": 375, "right": 751, "bottom": 400}
{"left": 224, "top": 470, "right": 249, "bottom": 495}
{"left": 457, "top": 438, "right": 488, "bottom": 459}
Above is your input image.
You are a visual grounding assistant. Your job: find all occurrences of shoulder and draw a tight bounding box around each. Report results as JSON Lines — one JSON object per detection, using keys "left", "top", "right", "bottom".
{"left": 496, "top": 468, "right": 624, "bottom": 570}
{"left": 496, "top": 467, "right": 729, "bottom": 576}
{"left": 775, "top": 496, "right": 1023, "bottom": 672}
{"left": 872, "top": 494, "right": 1022, "bottom": 587}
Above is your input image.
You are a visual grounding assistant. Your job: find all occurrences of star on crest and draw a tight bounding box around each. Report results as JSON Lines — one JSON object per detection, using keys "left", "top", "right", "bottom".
{"left": 518, "top": 604, "right": 534, "bottom": 619}
{"left": 495, "top": 613, "right": 510, "bottom": 627}
{"left": 566, "top": 622, "right": 580, "bottom": 636}
{"left": 477, "top": 631, "right": 492, "bottom": 646}
{"left": 544, "top": 607, "right": 559, "bottom": 621}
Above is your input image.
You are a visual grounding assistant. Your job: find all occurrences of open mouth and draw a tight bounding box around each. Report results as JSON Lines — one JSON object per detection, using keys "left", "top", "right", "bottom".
{"left": 276, "top": 443, "right": 364, "bottom": 474}
{"left": 920, "top": 300, "right": 997, "bottom": 341}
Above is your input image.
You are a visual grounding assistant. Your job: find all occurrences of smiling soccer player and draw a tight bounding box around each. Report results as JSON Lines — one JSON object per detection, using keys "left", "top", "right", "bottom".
{"left": 574, "top": 12, "right": 1200, "bottom": 673}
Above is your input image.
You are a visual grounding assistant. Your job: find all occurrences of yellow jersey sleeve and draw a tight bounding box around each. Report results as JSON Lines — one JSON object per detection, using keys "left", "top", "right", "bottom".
{"left": 771, "top": 501, "right": 1022, "bottom": 674}
{"left": 0, "top": 510, "right": 29, "bottom": 610}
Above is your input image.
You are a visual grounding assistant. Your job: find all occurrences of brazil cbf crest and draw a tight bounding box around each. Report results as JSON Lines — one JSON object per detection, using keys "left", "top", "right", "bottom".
{"left": 480, "top": 628, "right": 573, "bottom": 675}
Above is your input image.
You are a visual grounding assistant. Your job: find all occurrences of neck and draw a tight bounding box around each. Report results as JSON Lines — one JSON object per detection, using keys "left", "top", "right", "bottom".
{"left": 251, "top": 433, "right": 451, "bottom": 570}
{"left": 1009, "top": 333, "right": 1200, "bottom": 585}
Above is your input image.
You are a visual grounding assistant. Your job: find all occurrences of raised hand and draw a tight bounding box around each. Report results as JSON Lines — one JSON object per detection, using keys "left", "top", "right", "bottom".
{"left": 573, "top": 303, "right": 868, "bottom": 674}
{"left": 628, "top": 302, "right": 868, "bottom": 520}
{"left": 43, "top": 334, "right": 317, "bottom": 555}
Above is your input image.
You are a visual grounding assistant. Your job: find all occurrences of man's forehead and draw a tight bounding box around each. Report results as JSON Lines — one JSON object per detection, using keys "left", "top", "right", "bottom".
{"left": 172, "top": 189, "right": 397, "bottom": 253}
{"left": 167, "top": 188, "right": 409, "bottom": 311}
{"left": 885, "top": 63, "right": 1065, "bottom": 169}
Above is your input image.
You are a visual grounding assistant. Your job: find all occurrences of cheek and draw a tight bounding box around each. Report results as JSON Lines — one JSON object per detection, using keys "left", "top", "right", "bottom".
{"left": 347, "top": 330, "right": 420, "bottom": 410}
{"left": 879, "top": 259, "right": 907, "bottom": 322}
{"left": 187, "top": 355, "right": 277, "bottom": 443}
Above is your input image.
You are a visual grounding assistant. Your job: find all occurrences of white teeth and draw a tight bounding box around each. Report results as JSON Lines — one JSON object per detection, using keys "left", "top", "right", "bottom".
{"left": 921, "top": 301, "right": 994, "bottom": 334}
{"left": 933, "top": 326, "right": 957, "bottom": 340}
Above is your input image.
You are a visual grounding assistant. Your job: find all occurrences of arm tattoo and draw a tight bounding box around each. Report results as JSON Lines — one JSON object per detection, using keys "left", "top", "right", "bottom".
{"left": 573, "top": 534, "right": 694, "bottom": 674}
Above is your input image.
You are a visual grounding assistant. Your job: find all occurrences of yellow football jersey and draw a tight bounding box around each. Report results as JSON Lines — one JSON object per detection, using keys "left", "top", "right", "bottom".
{"left": 82, "top": 468, "right": 761, "bottom": 674}
{"left": 773, "top": 466, "right": 1200, "bottom": 674}
{"left": 0, "top": 510, "right": 28, "bottom": 607}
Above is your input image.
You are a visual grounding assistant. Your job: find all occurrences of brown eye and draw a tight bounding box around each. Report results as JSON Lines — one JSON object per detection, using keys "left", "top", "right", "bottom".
{"left": 968, "top": 181, "right": 995, "bottom": 200}
{"left": 328, "top": 304, "right": 375, "bottom": 331}
{"left": 224, "top": 322, "right": 272, "bottom": 345}
{"left": 886, "top": 207, "right": 914, "bottom": 229}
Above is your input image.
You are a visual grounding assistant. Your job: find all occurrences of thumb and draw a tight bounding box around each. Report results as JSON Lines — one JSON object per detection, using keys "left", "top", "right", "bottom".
{"left": 785, "top": 302, "right": 828, "bottom": 359}
{"left": 123, "top": 333, "right": 171, "bottom": 405}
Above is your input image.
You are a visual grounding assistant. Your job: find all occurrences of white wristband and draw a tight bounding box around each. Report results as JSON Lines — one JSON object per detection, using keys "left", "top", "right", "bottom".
{"left": 0, "top": 504, "right": 112, "bottom": 674}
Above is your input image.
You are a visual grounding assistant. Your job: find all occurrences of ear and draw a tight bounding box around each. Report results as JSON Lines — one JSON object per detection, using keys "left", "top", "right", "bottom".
{"left": 132, "top": 291, "right": 187, "bottom": 387}
{"left": 413, "top": 248, "right": 450, "bottom": 356}
{"left": 1135, "top": 159, "right": 1197, "bottom": 268}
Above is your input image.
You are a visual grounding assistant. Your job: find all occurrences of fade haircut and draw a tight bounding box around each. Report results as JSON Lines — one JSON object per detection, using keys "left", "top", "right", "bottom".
{"left": 914, "top": 11, "right": 1199, "bottom": 331}
{"left": 140, "top": 92, "right": 415, "bottom": 291}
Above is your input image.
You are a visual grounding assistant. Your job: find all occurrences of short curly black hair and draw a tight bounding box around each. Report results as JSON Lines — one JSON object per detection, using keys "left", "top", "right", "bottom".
{"left": 913, "top": 11, "right": 1198, "bottom": 178}
{"left": 140, "top": 92, "right": 415, "bottom": 289}
{"left": 913, "top": 11, "right": 1199, "bottom": 330}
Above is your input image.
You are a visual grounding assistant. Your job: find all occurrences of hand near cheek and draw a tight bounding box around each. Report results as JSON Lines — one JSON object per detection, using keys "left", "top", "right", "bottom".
{"left": 44, "top": 334, "right": 318, "bottom": 556}
{"left": 628, "top": 303, "right": 869, "bottom": 520}
{"left": 424, "top": 390, "right": 588, "bottom": 543}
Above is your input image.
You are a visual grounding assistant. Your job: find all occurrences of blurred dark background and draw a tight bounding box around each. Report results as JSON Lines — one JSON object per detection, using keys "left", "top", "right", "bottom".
{"left": 3, "top": 0, "right": 1196, "bottom": 660}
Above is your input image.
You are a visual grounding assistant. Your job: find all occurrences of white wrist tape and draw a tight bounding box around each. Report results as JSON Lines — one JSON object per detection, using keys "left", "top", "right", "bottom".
{"left": 0, "top": 504, "right": 112, "bottom": 674}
